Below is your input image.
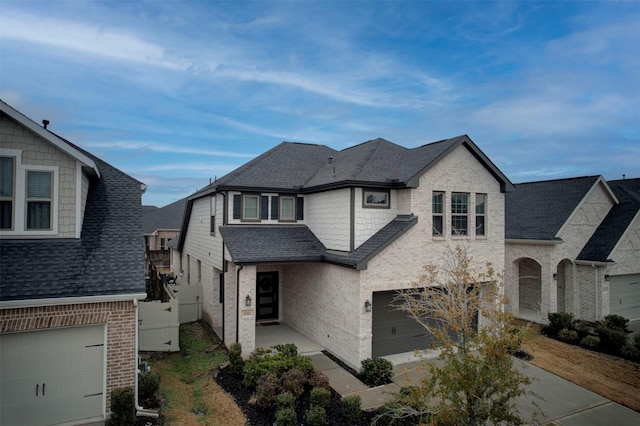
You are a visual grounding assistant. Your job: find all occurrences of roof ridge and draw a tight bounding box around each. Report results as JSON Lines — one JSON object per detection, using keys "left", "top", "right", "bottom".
{"left": 514, "top": 175, "right": 601, "bottom": 186}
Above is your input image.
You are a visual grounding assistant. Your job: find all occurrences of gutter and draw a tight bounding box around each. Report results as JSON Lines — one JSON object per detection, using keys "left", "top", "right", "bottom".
{"left": 134, "top": 298, "right": 159, "bottom": 418}
{"left": 0, "top": 293, "right": 147, "bottom": 309}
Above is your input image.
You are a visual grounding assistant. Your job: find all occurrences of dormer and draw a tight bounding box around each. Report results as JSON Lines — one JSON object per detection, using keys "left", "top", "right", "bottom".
{"left": 0, "top": 100, "right": 100, "bottom": 239}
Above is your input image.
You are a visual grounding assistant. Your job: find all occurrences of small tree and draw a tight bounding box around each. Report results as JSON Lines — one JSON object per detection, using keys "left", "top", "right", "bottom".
{"left": 379, "top": 245, "right": 538, "bottom": 425}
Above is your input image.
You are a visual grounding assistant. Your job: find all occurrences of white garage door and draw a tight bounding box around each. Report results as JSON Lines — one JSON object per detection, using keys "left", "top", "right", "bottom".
{"left": 1, "top": 325, "right": 105, "bottom": 426}
{"left": 610, "top": 274, "right": 640, "bottom": 321}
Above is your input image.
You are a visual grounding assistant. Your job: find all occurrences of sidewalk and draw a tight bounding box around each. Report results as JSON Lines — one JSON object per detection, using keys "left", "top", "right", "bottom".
{"left": 308, "top": 352, "right": 640, "bottom": 425}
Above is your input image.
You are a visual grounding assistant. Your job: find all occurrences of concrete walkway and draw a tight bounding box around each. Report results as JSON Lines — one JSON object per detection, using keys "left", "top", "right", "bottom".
{"left": 309, "top": 352, "right": 640, "bottom": 425}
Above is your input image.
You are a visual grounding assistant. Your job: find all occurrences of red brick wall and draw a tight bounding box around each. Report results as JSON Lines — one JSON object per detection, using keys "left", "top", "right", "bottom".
{"left": 1, "top": 300, "right": 137, "bottom": 412}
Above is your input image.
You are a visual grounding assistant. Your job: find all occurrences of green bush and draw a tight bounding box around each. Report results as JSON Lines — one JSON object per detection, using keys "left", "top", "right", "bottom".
{"left": 273, "top": 343, "right": 298, "bottom": 357}
{"left": 254, "top": 372, "right": 279, "bottom": 408}
{"left": 110, "top": 387, "right": 136, "bottom": 426}
{"left": 276, "top": 391, "right": 296, "bottom": 410}
{"left": 548, "top": 312, "right": 574, "bottom": 332}
{"left": 274, "top": 406, "right": 297, "bottom": 426}
{"left": 342, "top": 394, "right": 362, "bottom": 423}
{"left": 308, "top": 370, "right": 331, "bottom": 390}
{"left": 229, "top": 342, "right": 244, "bottom": 375}
{"left": 633, "top": 334, "right": 640, "bottom": 351}
{"left": 604, "top": 314, "right": 630, "bottom": 333}
{"left": 580, "top": 335, "right": 600, "bottom": 348}
{"left": 596, "top": 326, "right": 628, "bottom": 355}
{"left": 557, "top": 328, "right": 579, "bottom": 342}
{"left": 306, "top": 405, "right": 327, "bottom": 426}
{"left": 138, "top": 371, "right": 160, "bottom": 401}
{"left": 243, "top": 345, "right": 313, "bottom": 387}
{"left": 310, "top": 386, "right": 331, "bottom": 409}
{"left": 620, "top": 345, "right": 640, "bottom": 361}
{"left": 361, "top": 357, "right": 394, "bottom": 386}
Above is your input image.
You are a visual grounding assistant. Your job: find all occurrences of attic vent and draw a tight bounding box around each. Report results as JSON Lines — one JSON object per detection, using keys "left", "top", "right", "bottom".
{"left": 42, "top": 119, "right": 50, "bottom": 129}
{"left": 328, "top": 156, "right": 333, "bottom": 164}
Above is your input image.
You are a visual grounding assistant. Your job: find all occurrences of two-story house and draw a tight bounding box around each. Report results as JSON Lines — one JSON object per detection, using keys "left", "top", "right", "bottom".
{"left": 0, "top": 100, "right": 147, "bottom": 425}
{"left": 505, "top": 176, "right": 640, "bottom": 323}
{"left": 173, "top": 135, "right": 513, "bottom": 369}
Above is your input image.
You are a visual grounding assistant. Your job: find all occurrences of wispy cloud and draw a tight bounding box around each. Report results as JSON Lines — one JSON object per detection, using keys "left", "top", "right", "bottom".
{"left": 0, "top": 11, "right": 188, "bottom": 70}
{"left": 86, "top": 141, "right": 255, "bottom": 158}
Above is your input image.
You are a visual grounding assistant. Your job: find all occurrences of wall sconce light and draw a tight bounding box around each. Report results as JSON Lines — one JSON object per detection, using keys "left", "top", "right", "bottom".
{"left": 364, "top": 300, "right": 372, "bottom": 312}
{"left": 245, "top": 294, "right": 252, "bottom": 307}
{"left": 604, "top": 274, "right": 610, "bottom": 281}
{"left": 553, "top": 273, "right": 558, "bottom": 281}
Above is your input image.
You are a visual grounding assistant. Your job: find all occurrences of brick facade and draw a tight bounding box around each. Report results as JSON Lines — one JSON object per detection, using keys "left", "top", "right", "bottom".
{"left": 0, "top": 300, "right": 136, "bottom": 412}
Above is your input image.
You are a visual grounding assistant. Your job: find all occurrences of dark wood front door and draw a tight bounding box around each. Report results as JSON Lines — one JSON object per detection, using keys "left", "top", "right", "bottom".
{"left": 256, "top": 272, "right": 279, "bottom": 321}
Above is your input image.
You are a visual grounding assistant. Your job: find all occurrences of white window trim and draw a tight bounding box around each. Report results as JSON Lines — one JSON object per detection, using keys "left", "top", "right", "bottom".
{"left": 475, "top": 193, "right": 487, "bottom": 237}
{"left": 0, "top": 149, "right": 59, "bottom": 236}
{"left": 363, "top": 190, "right": 390, "bottom": 208}
{"left": 242, "top": 194, "right": 260, "bottom": 221}
{"left": 279, "top": 195, "right": 296, "bottom": 222}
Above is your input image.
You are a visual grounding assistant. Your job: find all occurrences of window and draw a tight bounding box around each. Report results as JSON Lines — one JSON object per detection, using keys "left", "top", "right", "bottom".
{"left": 0, "top": 156, "right": 14, "bottom": 230}
{"left": 432, "top": 191, "right": 444, "bottom": 236}
{"left": 210, "top": 195, "right": 216, "bottom": 234}
{"left": 197, "top": 259, "right": 201, "bottom": 283}
{"left": 279, "top": 196, "right": 295, "bottom": 221}
{"left": 243, "top": 194, "right": 259, "bottom": 221}
{"left": 363, "top": 190, "right": 389, "bottom": 208}
{"left": 476, "top": 193, "right": 486, "bottom": 236}
{"left": 186, "top": 254, "right": 190, "bottom": 283}
{"left": 26, "top": 170, "right": 52, "bottom": 230}
{"left": 160, "top": 238, "right": 166, "bottom": 250}
{"left": 451, "top": 193, "right": 468, "bottom": 235}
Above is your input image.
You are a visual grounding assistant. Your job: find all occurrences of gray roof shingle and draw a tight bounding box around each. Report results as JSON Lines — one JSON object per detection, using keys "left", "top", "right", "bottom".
{"left": 505, "top": 176, "right": 601, "bottom": 240}
{"left": 0, "top": 121, "right": 146, "bottom": 301}
{"left": 577, "top": 178, "right": 640, "bottom": 262}
{"left": 143, "top": 197, "right": 187, "bottom": 234}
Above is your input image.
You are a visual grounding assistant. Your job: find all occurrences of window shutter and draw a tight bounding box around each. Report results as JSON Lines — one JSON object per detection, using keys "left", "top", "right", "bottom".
{"left": 271, "top": 196, "right": 279, "bottom": 220}
{"left": 233, "top": 194, "right": 241, "bottom": 219}
{"left": 261, "top": 196, "right": 269, "bottom": 220}
{"left": 296, "top": 197, "right": 304, "bottom": 220}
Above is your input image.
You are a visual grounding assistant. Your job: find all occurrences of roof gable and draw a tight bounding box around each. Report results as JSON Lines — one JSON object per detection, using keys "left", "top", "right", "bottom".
{"left": 143, "top": 197, "right": 187, "bottom": 234}
{"left": 1, "top": 99, "right": 100, "bottom": 178}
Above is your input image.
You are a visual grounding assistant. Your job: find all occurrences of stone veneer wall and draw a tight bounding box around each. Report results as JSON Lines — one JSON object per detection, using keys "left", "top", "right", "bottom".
{"left": 0, "top": 300, "right": 136, "bottom": 412}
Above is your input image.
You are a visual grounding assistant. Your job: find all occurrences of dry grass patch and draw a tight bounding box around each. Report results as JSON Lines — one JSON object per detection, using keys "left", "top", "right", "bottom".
{"left": 523, "top": 323, "right": 640, "bottom": 412}
{"left": 149, "top": 322, "right": 246, "bottom": 425}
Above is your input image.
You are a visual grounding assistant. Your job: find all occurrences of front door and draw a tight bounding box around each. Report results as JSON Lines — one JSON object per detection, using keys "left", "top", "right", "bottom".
{"left": 256, "top": 272, "right": 279, "bottom": 321}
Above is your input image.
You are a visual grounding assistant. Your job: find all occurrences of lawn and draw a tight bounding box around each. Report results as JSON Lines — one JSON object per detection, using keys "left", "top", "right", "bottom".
{"left": 147, "top": 322, "right": 246, "bottom": 425}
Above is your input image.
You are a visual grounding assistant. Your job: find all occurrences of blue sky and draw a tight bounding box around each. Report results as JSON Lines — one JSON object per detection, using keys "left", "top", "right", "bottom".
{"left": 1, "top": 1, "right": 638, "bottom": 207}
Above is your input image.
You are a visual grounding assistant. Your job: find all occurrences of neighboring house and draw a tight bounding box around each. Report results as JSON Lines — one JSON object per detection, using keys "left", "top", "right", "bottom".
{"left": 0, "top": 100, "right": 147, "bottom": 425}
{"left": 505, "top": 176, "right": 640, "bottom": 323}
{"left": 172, "top": 135, "right": 513, "bottom": 369}
{"left": 143, "top": 197, "right": 186, "bottom": 252}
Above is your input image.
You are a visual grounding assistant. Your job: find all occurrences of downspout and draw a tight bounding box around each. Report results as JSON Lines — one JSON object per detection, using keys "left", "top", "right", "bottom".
{"left": 236, "top": 264, "right": 243, "bottom": 343}
{"left": 220, "top": 191, "right": 227, "bottom": 343}
{"left": 134, "top": 298, "right": 159, "bottom": 418}
{"left": 592, "top": 263, "right": 599, "bottom": 320}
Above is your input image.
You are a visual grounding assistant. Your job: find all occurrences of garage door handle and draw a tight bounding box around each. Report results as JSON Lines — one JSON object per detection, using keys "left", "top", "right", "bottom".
{"left": 36, "top": 383, "right": 38, "bottom": 396}
{"left": 42, "top": 383, "right": 45, "bottom": 396}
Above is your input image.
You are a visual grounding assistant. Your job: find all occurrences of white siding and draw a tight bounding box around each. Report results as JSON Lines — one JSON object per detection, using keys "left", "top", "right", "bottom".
{"left": 353, "top": 188, "right": 398, "bottom": 248}
{"left": 305, "top": 189, "right": 351, "bottom": 251}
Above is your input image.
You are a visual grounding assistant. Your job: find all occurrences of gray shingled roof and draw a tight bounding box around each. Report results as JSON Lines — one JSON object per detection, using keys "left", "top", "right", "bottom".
{"left": 219, "top": 214, "right": 417, "bottom": 270}
{"left": 577, "top": 178, "right": 640, "bottom": 262}
{"left": 0, "top": 120, "right": 146, "bottom": 301}
{"left": 505, "top": 176, "right": 601, "bottom": 240}
{"left": 143, "top": 197, "right": 187, "bottom": 234}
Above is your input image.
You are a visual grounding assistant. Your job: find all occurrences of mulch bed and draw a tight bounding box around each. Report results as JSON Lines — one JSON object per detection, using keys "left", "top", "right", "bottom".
{"left": 215, "top": 367, "right": 376, "bottom": 425}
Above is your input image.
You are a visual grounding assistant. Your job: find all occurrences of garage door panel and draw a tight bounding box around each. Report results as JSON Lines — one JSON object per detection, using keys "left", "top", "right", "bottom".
{"left": 610, "top": 274, "right": 640, "bottom": 321}
{"left": 1, "top": 325, "right": 105, "bottom": 426}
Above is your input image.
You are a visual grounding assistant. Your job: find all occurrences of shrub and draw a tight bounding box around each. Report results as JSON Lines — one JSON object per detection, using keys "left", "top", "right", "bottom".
{"left": 310, "top": 386, "right": 331, "bottom": 409}
{"left": 229, "top": 342, "right": 244, "bottom": 375}
{"left": 281, "top": 367, "right": 307, "bottom": 397}
{"left": 306, "top": 405, "right": 327, "bottom": 426}
{"left": 620, "top": 345, "right": 640, "bottom": 361}
{"left": 557, "top": 328, "right": 579, "bottom": 342}
{"left": 548, "top": 312, "right": 574, "bottom": 332}
{"left": 110, "top": 387, "right": 136, "bottom": 426}
{"left": 596, "top": 326, "right": 628, "bottom": 355}
{"left": 138, "top": 371, "right": 160, "bottom": 401}
{"left": 243, "top": 345, "right": 313, "bottom": 387}
{"left": 342, "top": 394, "right": 362, "bottom": 423}
{"left": 308, "top": 370, "right": 331, "bottom": 390}
{"left": 274, "top": 406, "right": 297, "bottom": 426}
{"left": 580, "top": 335, "right": 600, "bottom": 348}
{"left": 254, "top": 372, "right": 279, "bottom": 408}
{"left": 633, "top": 333, "right": 640, "bottom": 351}
{"left": 604, "top": 314, "right": 630, "bottom": 333}
{"left": 276, "top": 391, "right": 296, "bottom": 410}
{"left": 361, "top": 357, "right": 394, "bottom": 386}
{"left": 273, "top": 343, "right": 298, "bottom": 357}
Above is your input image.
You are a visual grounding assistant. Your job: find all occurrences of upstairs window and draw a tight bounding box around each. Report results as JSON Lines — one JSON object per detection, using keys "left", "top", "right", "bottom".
{"left": 0, "top": 156, "right": 14, "bottom": 230}
{"left": 432, "top": 191, "right": 444, "bottom": 236}
{"left": 363, "top": 190, "right": 389, "bottom": 208}
{"left": 242, "top": 194, "right": 260, "bottom": 221}
{"left": 210, "top": 195, "right": 216, "bottom": 234}
{"left": 451, "top": 193, "right": 468, "bottom": 236}
{"left": 476, "top": 193, "right": 486, "bottom": 236}
{"left": 26, "top": 170, "right": 52, "bottom": 230}
{"left": 279, "top": 196, "right": 295, "bottom": 221}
